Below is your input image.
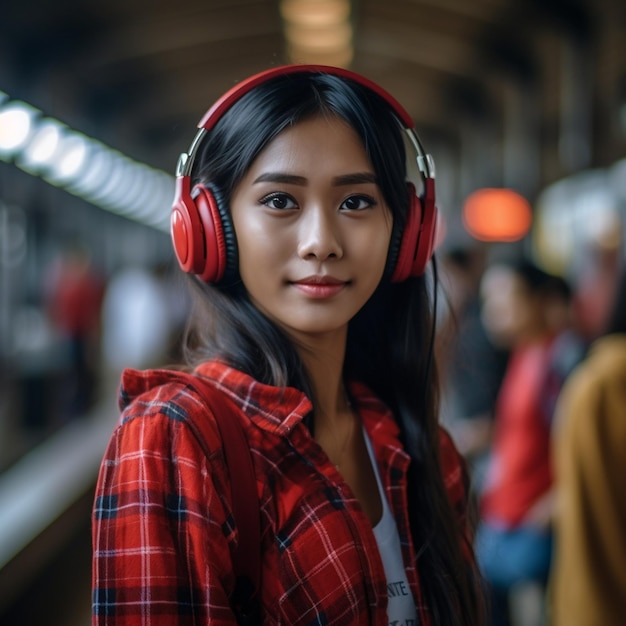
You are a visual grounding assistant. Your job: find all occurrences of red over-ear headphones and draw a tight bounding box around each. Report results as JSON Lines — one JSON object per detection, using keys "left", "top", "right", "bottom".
{"left": 171, "top": 64, "right": 438, "bottom": 283}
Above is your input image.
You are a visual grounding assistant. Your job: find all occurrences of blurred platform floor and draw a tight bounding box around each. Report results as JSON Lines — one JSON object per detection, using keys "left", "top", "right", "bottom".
{"left": 0, "top": 375, "right": 120, "bottom": 626}
{"left": 0, "top": 493, "right": 93, "bottom": 626}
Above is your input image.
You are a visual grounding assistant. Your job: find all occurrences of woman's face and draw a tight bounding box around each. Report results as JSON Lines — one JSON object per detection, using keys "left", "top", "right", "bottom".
{"left": 229, "top": 114, "right": 393, "bottom": 342}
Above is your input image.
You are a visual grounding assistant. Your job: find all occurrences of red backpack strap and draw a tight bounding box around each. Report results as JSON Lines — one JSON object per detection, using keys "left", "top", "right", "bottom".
{"left": 179, "top": 372, "right": 261, "bottom": 622}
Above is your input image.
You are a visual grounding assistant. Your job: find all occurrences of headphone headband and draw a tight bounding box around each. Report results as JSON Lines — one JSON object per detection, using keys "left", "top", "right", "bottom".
{"left": 177, "top": 64, "right": 435, "bottom": 182}
{"left": 199, "top": 65, "right": 416, "bottom": 131}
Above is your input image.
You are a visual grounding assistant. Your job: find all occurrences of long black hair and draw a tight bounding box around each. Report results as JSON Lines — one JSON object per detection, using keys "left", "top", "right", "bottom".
{"left": 183, "top": 70, "right": 484, "bottom": 625}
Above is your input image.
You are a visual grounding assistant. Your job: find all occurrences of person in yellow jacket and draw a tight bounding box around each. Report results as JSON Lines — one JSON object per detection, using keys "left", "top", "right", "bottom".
{"left": 550, "top": 270, "right": 626, "bottom": 625}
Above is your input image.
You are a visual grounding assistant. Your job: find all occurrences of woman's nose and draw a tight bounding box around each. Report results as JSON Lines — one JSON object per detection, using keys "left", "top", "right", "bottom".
{"left": 296, "top": 205, "right": 343, "bottom": 261}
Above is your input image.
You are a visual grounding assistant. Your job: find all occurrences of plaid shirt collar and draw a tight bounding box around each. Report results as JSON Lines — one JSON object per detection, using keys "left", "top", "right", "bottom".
{"left": 192, "top": 361, "right": 409, "bottom": 455}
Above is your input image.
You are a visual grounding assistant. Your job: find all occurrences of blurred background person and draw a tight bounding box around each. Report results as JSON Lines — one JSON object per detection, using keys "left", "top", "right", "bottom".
{"left": 537, "top": 274, "right": 588, "bottom": 431}
{"left": 437, "top": 243, "right": 509, "bottom": 497}
{"left": 571, "top": 231, "right": 623, "bottom": 344}
{"left": 476, "top": 259, "right": 585, "bottom": 626}
{"left": 549, "top": 267, "right": 626, "bottom": 626}
{"left": 43, "top": 237, "right": 105, "bottom": 420}
{"left": 100, "top": 261, "right": 185, "bottom": 382}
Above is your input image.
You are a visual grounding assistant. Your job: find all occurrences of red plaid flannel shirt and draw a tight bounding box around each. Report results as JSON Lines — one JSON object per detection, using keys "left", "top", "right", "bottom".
{"left": 92, "top": 361, "right": 473, "bottom": 625}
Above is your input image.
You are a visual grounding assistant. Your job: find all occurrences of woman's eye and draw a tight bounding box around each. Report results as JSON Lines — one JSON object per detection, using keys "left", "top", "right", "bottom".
{"left": 341, "top": 195, "right": 376, "bottom": 211}
{"left": 260, "top": 193, "right": 297, "bottom": 210}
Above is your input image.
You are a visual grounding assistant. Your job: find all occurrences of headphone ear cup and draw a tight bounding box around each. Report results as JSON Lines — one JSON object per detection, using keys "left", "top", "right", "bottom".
{"left": 204, "top": 184, "right": 238, "bottom": 282}
{"left": 414, "top": 178, "right": 437, "bottom": 276}
{"left": 385, "top": 219, "right": 405, "bottom": 281}
{"left": 171, "top": 175, "right": 206, "bottom": 276}
{"left": 390, "top": 181, "right": 438, "bottom": 282}
{"left": 171, "top": 177, "right": 238, "bottom": 283}
{"left": 191, "top": 184, "right": 235, "bottom": 283}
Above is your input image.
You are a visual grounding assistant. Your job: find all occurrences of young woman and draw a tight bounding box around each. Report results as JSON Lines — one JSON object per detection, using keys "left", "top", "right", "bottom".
{"left": 92, "top": 65, "right": 484, "bottom": 626}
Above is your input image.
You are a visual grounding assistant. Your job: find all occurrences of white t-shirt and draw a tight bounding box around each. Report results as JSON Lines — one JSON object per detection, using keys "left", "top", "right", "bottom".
{"left": 365, "top": 430, "right": 419, "bottom": 626}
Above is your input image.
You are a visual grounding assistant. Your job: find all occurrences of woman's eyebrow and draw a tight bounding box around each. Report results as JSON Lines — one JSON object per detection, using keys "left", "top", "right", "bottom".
{"left": 252, "top": 171, "right": 378, "bottom": 186}
{"left": 332, "top": 172, "right": 378, "bottom": 186}
{"left": 253, "top": 172, "right": 307, "bottom": 185}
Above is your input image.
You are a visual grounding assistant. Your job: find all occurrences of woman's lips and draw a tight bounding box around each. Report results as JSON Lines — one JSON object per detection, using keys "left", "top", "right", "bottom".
{"left": 291, "top": 276, "right": 348, "bottom": 298}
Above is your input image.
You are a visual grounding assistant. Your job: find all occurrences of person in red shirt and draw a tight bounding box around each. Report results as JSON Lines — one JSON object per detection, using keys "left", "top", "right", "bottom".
{"left": 476, "top": 260, "right": 585, "bottom": 626}
{"left": 46, "top": 239, "right": 105, "bottom": 418}
{"left": 92, "top": 66, "right": 485, "bottom": 625}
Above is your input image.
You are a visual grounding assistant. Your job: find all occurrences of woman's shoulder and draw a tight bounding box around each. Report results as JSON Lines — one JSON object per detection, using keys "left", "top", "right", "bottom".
{"left": 118, "top": 366, "right": 219, "bottom": 414}
{"left": 113, "top": 366, "right": 232, "bottom": 458}
{"left": 96, "top": 368, "right": 238, "bottom": 535}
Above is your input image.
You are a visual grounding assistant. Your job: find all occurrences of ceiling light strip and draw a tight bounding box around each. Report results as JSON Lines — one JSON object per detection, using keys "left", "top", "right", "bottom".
{"left": 0, "top": 94, "right": 172, "bottom": 233}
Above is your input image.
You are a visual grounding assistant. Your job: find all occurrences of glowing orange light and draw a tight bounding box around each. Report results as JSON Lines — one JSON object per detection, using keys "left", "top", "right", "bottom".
{"left": 462, "top": 188, "right": 532, "bottom": 242}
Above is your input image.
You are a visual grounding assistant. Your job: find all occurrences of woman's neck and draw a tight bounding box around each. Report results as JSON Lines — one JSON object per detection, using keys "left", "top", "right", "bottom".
{"left": 295, "top": 329, "right": 349, "bottom": 426}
